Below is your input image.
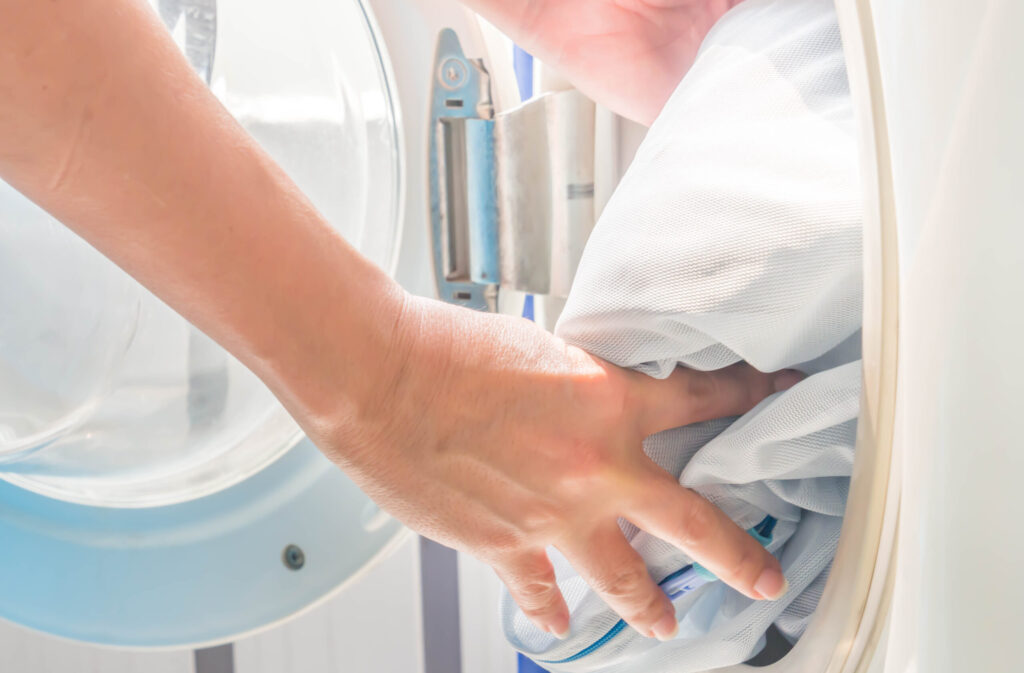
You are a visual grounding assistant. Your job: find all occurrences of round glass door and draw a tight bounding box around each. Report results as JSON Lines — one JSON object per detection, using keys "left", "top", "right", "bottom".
{"left": 0, "top": 0, "right": 403, "bottom": 507}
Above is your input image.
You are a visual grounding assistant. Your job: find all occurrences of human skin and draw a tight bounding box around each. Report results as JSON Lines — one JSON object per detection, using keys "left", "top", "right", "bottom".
{"left": 0, "top": 0, "right": 790, "bottom": 642}
{"left": 463, "top": 0, "right": 744, "bottom": 125}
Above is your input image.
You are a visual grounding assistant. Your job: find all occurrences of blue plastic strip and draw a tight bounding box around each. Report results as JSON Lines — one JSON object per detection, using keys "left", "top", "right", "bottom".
{"left": 536, "top": 516, "right": 778, "bottom": 665}
{"left": 518, "top": 653, "right": 550, "bottom": 673}
{"left": 464, "top": 118, "right": 500, "bottom": 284}
{"left": 513, "top": 45, "right": 534, "bottom": 100}
{"left": 521, "top": 294, "right": 535, "bottom": 321}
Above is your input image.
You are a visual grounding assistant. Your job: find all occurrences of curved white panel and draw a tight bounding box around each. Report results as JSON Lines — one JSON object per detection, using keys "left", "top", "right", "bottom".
{"left": 873, "top": 1, "right": 1024, "bottom": 672}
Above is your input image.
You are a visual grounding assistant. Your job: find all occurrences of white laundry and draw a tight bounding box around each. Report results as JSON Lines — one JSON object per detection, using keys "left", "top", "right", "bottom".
{"left": 501, "top": 0, "right": 862, "bottom": 670}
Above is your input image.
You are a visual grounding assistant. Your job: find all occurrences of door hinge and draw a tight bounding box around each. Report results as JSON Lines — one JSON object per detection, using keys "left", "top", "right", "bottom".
{"left": 428, "top": 29, "right": 597, "bottom": 311}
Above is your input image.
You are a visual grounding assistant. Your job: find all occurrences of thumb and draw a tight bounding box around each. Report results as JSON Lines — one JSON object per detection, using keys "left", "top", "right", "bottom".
{"left": 632, "top": 363, "right": 803, "bottom": 435}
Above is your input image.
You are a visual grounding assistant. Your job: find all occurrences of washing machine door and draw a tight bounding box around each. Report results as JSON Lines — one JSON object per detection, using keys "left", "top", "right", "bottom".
{"left": 715, "top": 2, "right": 1024, "bottom": 672}
{"left": 0, "top": 0, "right": 508, "bottom": 648}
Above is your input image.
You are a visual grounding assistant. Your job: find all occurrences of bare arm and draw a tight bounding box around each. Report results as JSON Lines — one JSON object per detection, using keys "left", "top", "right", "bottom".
{"left": 0, "top": 0, "right": 789, "bottom": 641}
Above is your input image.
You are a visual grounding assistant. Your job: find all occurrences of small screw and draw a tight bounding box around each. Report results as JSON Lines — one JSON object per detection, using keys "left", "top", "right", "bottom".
{"left": 282, "top": 544, "right": 305, "bottom": 571}
{"left": 438, "top": 58, "right": 467, "bottom": 90}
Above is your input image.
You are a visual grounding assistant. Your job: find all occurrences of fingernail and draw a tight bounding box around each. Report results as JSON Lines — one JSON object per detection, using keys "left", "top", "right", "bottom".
{"left": 773, "top": 369, "right": 803, "bottom": 392}
{"left": 650, "top": 612, "right": 679, "bottom": 642}
{"left": 754, "top": 567, "right": 789, "bottom": 600}
{"left": 546, "top": 617, "right": 570, "bottom": 640}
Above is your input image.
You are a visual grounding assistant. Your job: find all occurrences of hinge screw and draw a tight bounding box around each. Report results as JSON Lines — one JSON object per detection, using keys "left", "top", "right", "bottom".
{"left": 439, "top": 57, "right": 467, "bottom": 90}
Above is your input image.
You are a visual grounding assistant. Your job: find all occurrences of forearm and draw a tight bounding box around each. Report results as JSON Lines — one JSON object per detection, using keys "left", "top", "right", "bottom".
{"left": 0, "top": 0, "right": 404, "bottom": 420}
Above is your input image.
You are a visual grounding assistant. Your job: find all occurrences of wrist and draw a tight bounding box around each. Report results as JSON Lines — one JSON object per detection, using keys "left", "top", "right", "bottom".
{"left": 256, "top": 253, "right": 413, "bottom": 444}
{"left": 313, "top": 293, "right": 461, "bottom": 470}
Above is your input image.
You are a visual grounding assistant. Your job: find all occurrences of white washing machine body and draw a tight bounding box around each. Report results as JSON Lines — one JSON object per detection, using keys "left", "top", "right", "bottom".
{"left": 1, "top": 0, "right": 1021, "bottom": 670}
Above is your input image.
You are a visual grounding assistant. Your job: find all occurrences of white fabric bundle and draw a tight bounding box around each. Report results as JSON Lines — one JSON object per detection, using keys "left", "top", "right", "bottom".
{"left": 501, "top": 0, "right": 862, "bottom": 670}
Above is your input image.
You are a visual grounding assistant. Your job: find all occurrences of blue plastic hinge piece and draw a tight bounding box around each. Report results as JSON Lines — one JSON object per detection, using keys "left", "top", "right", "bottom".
{"left": 428, "top": 28, "right": 500, "bottom": 311}
{"left": 464, "top": 118, "right": 500, "bottom": 285}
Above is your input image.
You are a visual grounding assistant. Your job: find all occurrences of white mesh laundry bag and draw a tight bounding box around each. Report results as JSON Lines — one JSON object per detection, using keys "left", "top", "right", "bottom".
{"left": 501, "top": 0, "right": 862, "bottom": 671}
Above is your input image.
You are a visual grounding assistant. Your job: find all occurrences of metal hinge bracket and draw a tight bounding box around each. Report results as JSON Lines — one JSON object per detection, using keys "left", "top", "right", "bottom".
{"left": 428, "top": 29, "right": 596, "bottom": 310}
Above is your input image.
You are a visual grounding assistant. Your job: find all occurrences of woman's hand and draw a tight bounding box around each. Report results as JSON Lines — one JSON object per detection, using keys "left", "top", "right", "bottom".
{"left": 296, "top": 295, "right": 797, "bottom": 641}
{"left": 0, "top": 0, "right": 788, "bottom": 642}
{"left": 463, "top": 0, "right": 744, "bottom": 124}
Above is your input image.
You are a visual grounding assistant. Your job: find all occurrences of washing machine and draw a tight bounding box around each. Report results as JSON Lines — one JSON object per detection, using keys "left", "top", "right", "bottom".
{"left": 1, "top": 0, "right": 1022, "bottom": 672}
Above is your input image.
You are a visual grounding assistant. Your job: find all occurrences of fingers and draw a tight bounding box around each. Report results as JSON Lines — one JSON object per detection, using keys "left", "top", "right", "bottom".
{"left": 625, "top": 468, "right": 787, "bottom": 601}
{"left": 493, "top": 549, "right": 571, "bottom": 639}
{"left": 632, "top": 363, "right": 804, "bottom": 435}
{"left": 558, "top": 524, "right": 680, "bottom": 641}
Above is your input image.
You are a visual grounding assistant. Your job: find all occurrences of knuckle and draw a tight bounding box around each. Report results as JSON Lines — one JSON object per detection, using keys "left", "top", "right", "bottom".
{"left": 573, "top": 366, "right": 628, "bottom": 415}
{"left": 672, "top": 498, "right": 716, "bottom": 550}
{"left": 498, "top": 549, "right": 550, "bottom": 580}
{"left": 521, "top": 601, "right": 561, "bottom": 620}
{"left": 498, "top": 552, "right": 561, "bottom": 614}
{"left": 686, "top": 371, "right": 718, "bottom": 402}
{"left": 559, "top": 441, "right": 614, "bottom": 490}
{"left": 517, "top": 502, "right": 561, "bottom": 538}
{"left": 740, "top": 367, "right": 771, "bottom": 407}
{"left": 515, "top": 583, "right": 562, "bottom": 616}
{"left": 483, "top": 528, "right": 525, "bottom": 557}
{"left": 623, "top": 591, "right": 670, "bottom": 629}
{"left": 516, "top": 578, "right": 556, "bottom": 600}
{"left": 722, "top": 544, "right": 763, "bottom": 586}
{"left": 568, "top": 440, "right": 609, "bottom": 473}
{"left": 594, "top": 564, "right": 649, "bottom": 599}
